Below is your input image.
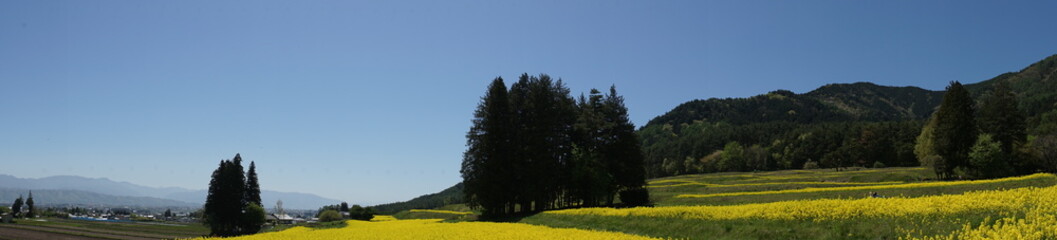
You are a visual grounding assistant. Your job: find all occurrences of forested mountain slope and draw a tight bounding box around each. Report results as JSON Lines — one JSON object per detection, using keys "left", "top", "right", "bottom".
{"left": 639, "top": 54, "right": 1057, "bottom": 178}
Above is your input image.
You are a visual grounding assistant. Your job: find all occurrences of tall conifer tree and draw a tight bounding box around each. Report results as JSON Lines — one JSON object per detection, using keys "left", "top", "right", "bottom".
{"left": 204, "top": 154, "right": 259, "bottom": 236}
{"left": 11, "top": 195, "right": 23, "bottom": 218}
{"left": 25, "top": 191, "right": 34, "bottom": 218}
{"left": 461, "top": 77, "right": 511, "bottom": 218}
{"left": 246, "top": 161, "right": 262, "bottom": 207}
{"left": 602, "top": 86, "right": 648, "bottom": 205}
{"left": 931, "top": 82, "right": 977, "bottom": 179}
{"left": 978, "top": 81, "right": 1026, "bottom": 157}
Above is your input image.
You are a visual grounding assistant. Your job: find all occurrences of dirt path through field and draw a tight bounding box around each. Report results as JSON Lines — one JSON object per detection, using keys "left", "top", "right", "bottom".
{"left": 0, "top": 224, "right": 158, "bottom": 240}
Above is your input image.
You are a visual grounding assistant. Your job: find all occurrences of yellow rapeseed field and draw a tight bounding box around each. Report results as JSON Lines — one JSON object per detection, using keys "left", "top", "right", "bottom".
{"left": 408, "top": 209, "right": 472, "bottom": 215}
{"left": 550, "top": 174, "right": 1057, "bottom": 222}
{"left": 676, "top": 173, "right": 1053, "bottom": 198}
{"left": 647, "top": 180, "right": 902, "bottom": 188}
{"left": 370, "top": 215, "right": 398, "bottom": 221}
{"left": 189, "top": 219, "right": 661, "bottom": 240}
{"left": 907, "top": 195, "right": 1057, "bottom": 240}
{"left": 552, "top": 174, "right": 1057, "bottom": 238}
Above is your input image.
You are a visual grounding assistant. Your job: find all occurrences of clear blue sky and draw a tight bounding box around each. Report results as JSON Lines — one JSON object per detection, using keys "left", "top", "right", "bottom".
{"left": 2, "top": 1, "right": 1056, "bottom": 205}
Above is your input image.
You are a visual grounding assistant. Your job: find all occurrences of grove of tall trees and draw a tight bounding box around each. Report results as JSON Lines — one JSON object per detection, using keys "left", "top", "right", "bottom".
{"left": 461, "top": 74, "right": 648, "bottom": 218}
{"left": 918, "top": 81, "right": 1036, "bottom": 179}
{"left": 204, "top": 154, "right": 265, "bottom": 237}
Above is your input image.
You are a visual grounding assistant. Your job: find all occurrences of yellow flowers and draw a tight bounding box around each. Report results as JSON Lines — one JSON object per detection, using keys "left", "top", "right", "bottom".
{"left": 549, "top": 175, "right": 1057, "bottom": 222}
{"left": 907, "top": 193, "right": 1057, "bottom": 240}
{"left": 551, "top": 174, "right": 1057, "bottom": 239}
{"left": 676, "top": 173, "right": 1054, "bottom": 198}
{"left": 647, "top": 180, "right": 902, "bottom": 188}
{"left": 190, "top": 219, "right": 661, "bottom": 240}
{"left": 408, "top": 209, "right": 472, "bottom": 215}
{"left": 370, "top": 215, "right": 398, "bottom": 221}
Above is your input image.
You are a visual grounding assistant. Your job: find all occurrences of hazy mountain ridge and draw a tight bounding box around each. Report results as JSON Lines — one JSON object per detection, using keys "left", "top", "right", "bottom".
{"left": 0, "top": 188, "right": 197, "bottom": 207}
{"left": 0, "top": 174, "right": 340, "bottom": 209}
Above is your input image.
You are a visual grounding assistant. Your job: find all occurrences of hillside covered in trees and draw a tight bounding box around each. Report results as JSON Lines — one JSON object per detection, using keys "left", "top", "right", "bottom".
{"left": 640, "top": 54, "right": 1057, "bottom": 178}
{"left": 370, "top": 183, "right": 464, "bottom": 215}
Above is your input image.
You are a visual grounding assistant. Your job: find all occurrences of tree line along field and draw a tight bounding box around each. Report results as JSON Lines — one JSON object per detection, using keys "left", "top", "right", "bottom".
{"left": 0, "top": 217, "right": 209, "bottom": 240}
{"left": 191, "top": 167, "right": 1057, "bottom": 239}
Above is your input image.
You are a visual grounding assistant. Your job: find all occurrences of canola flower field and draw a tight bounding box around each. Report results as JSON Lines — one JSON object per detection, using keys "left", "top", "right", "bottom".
{"left": 523, "top": 172, "right": 1057, "bottom": 239}
{"left": 191, "top": 219, "right": 661, "bottom": 240}
{"left": 550, "top": 183, "right": 1049, "bottom": 222}
{"left": 408, "top": 209, "right": 473, "bottom": 215}
{"left": 675, "top": 173, "right": 1053, "bottom": 199}
{"left": 197, "top": 168, "right": 1057, "bottom": 239}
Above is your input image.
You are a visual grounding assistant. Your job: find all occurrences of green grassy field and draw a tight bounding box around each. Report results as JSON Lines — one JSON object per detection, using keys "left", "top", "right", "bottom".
{"left": 514, "top": 167, "right": 1057, "bottom": 239}
{"left": 392, "top": 204, "right": 477, "bottom": 221}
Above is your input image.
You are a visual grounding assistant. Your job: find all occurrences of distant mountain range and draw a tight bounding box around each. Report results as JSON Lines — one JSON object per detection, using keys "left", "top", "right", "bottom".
{"left": 0, "top": 188, "right": 197, "bottom": 208}
{"left": 0, "top": 174, "right": 341, "bottom": 209}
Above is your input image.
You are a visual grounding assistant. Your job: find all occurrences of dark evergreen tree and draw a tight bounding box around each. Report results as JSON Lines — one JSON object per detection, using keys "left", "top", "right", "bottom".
{"left": 978, "top": 81, "right": 1027, "bottom": 172}
{"left": 203, "top": 154, "right": 258, "bottom": 237}
{"left": 11, "top": 195, "right": 22, "bottom": 218}
{"left": 570, "top": 89, "right": 611, "bottom": 207}
{"left": 523, "top": 75, "right": 576, "bottom": 212}
{"left": 25, "top": 191, "right": 34, "bottom": 218}
{"left": 601, "top": 86, "right": 648, "bottom": 206}
{"left": 930, "top": 82, "right": 977, "bottom": 179}
{"left": 340, "top": 202, "right": 350, "bottom": 213}
{"left": 205, "top": 160, "right": 235, "bottom": 236}
{"left": 461, "top": 77, "right": 512, "bottom": 218}
{"left": 464, "top": 75, "right": 647, "bottom": 216}
{"left": 246, "top": 161, "right": 262, "bottom": 207}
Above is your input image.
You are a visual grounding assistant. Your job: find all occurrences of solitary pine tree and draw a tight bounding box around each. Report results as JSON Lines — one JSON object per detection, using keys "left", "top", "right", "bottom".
{"left": 931, "top": 82, "right": 977, "bottom": 179}
{"left": 246, "top": 161, "right": 262, "bottom": 207}
{"left": 25, "top": 191, "right": 34, "bottom": 218}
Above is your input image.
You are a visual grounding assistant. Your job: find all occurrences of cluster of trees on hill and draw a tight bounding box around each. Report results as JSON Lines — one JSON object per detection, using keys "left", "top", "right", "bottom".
{"left": 641, "top": 119, "right": 922, "bottom": 177}
{"left": 461, "top": 74, "right": 648, "bottom": 218}
{"left": 7, "top": 191, "right": 35, "bottom": 218}
{"left": 370, "top": 183, "right": 463, "bottom": 214}
{"left": 916, "top": 81, "right": 1051, "bottom": 179}
{"left": 317, "top": 202, "right": 375, "bottom": 222}
{"left": 204, "top": 154, "right": 265, "bottom": 237}
{"left": 638, "top": 84, "right": 936, "bottom": 178}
